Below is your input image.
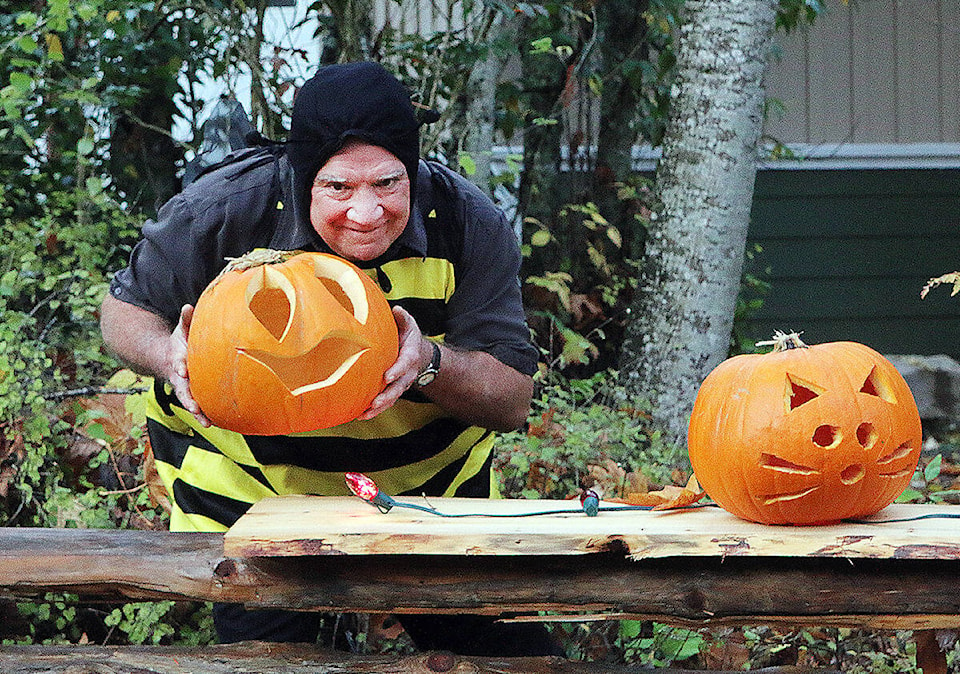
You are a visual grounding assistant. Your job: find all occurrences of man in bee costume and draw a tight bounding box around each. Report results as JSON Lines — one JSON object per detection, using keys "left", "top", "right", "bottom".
{"left": 101, "top": 61, "right": 559, "bottom": 655}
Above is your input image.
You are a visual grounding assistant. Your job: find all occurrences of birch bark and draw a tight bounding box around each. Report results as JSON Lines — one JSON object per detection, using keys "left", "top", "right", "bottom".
{"left": 619, "top": 0, "right": 779, "bottom": 446}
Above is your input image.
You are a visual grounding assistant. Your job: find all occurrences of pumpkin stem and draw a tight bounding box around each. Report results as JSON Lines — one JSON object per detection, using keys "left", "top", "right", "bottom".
{"left": 212, "top": 249, "right": 304, "bottom": 284}
{"left": 756, "top": 330, "right": 807, "bottom": 352}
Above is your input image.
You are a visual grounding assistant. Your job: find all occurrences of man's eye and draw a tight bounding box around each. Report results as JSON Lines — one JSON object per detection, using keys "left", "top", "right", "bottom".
{"left": 375, "top": 176, "right": 402, "bottom": 189}
{"left": 316, "top": 182, "right": 353, "bottom": 197}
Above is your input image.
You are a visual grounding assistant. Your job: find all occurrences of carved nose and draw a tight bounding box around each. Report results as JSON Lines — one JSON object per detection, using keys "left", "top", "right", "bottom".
{"left": 840, "top": 463, "right": 865, "bottom": 485}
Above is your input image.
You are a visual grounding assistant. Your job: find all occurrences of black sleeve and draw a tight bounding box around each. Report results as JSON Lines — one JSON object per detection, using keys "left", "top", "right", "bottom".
{"left": 108, "top": 169, "right": 278, "bottom": 324}
{"left": 444, "top": 183, "right": 540, "bottom": 376}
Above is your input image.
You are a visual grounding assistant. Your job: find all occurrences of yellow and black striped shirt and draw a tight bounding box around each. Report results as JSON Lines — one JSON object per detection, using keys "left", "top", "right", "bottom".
{"left": 111, "top": 156, "right": 538, "bottom": 532}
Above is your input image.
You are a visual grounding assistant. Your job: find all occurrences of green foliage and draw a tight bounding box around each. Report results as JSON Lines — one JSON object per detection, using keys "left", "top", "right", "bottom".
{"left": 897, "top": 447, "right": 960, "bottom": 505}
{"left": 620, "top": 620, "right": 703, "bottom": 667}
{"left": 494, "top": 371, "right": 688, "bottom": 500}
{"left": 732, "top": 242, "right": 772, "bottom": 355}
{"left": 8, "top": 593, "right": 84, "bottom": 645}
{"left": 775, "top": 0, "right": 828, "bottom": 33}
{"left": 6, "top": 596, "right": 214, "bottom": 647}
{"left": 0, "top": 180, "right": 139, "bottom": 526}
{"left": 104, "top": 602, "right": 175, "bottom": 645}
{"left": 521, "top": 191, "right": 651, "bottom": 377}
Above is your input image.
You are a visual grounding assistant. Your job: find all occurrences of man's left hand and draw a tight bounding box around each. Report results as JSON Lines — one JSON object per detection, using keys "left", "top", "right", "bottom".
{"left": 356, "top": 305, "right": 433, "bottom": 420}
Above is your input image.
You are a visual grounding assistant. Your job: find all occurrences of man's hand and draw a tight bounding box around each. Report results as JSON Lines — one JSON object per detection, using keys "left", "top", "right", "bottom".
{"left": 356, "top": 305, "right": 534, "bottom": 431}
{"left": 167, "top": 304, "right": 211, "bottom": 428}
{"left": 100, "top": 295, "right": 212, "bottom": 427}
{"left": 357, "top": 305, "right": 431, "bottom": 420}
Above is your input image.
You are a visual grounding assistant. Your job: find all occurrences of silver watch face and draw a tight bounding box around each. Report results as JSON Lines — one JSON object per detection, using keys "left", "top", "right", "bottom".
{"left": 416, "top": 371, "right": 437, "bottom": 386}
{"left": 416, "top": 342, "right": 441, "bottom": 387}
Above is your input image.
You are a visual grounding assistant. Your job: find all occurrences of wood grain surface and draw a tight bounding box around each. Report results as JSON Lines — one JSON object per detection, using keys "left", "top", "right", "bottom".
{"left": 223, "top": 495, "right": 960, "bottom": 560}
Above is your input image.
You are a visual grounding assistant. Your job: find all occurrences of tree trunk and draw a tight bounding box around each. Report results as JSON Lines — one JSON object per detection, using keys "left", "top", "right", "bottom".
{"left": 325, "top": 0, "right": 375, "bottom": 62}
{"left": 457, "top": 12, "right": 512, "bottom": 197}
{"left": 618, "top": 0, "right": 778, "bottom": 447}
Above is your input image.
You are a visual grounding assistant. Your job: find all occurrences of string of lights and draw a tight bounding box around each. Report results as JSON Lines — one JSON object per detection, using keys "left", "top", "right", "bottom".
{"left": 344, "top": 472, "right": 705, "bottom": 517}
{"left": 343, "top": 472, "right": 960, "bottom": 525}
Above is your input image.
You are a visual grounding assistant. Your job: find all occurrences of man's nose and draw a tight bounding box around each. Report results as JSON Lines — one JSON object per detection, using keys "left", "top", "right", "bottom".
{"left": 346, "top": 188, "right": 384, "bottom": 223}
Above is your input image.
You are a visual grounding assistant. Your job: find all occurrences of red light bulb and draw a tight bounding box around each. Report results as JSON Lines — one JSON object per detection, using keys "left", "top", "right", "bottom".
{"left": 345, "top": 472, "right": 379, "bottom": 501}
{"left": 344, "top": 472, "right": 395, "bottom": 512}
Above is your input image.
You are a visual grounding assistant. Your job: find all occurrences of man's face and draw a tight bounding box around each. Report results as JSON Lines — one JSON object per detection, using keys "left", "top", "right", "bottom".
{"left": 309, "top": 140, "right": 411, "bottom": 262}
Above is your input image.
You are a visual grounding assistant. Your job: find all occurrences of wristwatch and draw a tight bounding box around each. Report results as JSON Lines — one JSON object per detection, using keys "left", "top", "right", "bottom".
{"left": 415, "top": 341, "right": 441, "bottom": 387}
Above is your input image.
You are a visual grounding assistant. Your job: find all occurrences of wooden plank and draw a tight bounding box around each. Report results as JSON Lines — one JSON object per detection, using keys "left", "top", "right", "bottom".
{"left": 218, "top": 552, "right": 960, "bottom": 629}
{"left": 222, "top": 495, "right": 960, "bottom": 560}
{"left": 0, "top": 642, "right": 714, "bottom": 674}
{"left": 0, "top": 528, "right": 233, "bottom": 603}
{"left": 2, "top": 529, "right": 960, "bottom": 629}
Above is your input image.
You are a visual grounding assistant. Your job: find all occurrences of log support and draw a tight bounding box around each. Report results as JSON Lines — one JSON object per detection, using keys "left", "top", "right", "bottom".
{"left": 0, "top": 642, "right": 842, "bottom": 674}
{"left": 0, "top": 529, "right": 958, "bottom": 630}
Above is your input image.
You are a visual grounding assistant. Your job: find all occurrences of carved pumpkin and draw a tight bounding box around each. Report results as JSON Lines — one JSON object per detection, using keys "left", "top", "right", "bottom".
{"left": 687, "top": 332, "right": 922, "bottom": 525}
{"left": 187, "top": 250, "right": 399, "bottom": 435}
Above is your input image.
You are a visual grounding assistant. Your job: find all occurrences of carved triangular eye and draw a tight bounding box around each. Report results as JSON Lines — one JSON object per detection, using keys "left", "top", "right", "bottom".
{"left": 860, "top": 366, "right": 897, "bottom": 403}
{"left": 786, "top": 374, "right": 823, "bottom": 411}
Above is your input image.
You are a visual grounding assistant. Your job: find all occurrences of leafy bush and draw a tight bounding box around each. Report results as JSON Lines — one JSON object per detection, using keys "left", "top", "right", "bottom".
{"left": 0, "top": 175, "right": 204, "bottom": 646}
{"left": 0, "top": 182, "right": 140, "bottom": 527}
{"left": 494, "top": 371, "right": 690, "bottom": 501}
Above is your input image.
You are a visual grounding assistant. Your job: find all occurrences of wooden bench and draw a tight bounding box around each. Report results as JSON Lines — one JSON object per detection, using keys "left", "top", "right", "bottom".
{"left": 2, "top": 495, "right": 958, "bottom": 672}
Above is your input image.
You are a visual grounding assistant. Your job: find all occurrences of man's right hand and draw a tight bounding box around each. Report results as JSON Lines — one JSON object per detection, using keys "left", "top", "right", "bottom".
{"left": 99, "top": 294, "right": 211, "bottom": 427}
{"left": 167, "top": 304, "right": 211, "bottom": 427}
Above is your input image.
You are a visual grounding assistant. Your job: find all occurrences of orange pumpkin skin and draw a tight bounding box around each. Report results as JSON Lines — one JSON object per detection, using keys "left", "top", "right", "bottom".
{"left": 687, "top": 334, "right": 922, "bottom": 525}
{"left": 187, "top": 251, "right": 399, "bottom": 435}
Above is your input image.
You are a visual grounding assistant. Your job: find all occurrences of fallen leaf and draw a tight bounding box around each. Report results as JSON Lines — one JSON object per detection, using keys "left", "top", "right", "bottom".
{"left": 569, "top": 292, "right": 605, "bottom": 331}
{"left": 142, "top": 443, "right": 172, "bottom": 515}
{"left": 612, "top": 474, "right": 705, "bottom": 510}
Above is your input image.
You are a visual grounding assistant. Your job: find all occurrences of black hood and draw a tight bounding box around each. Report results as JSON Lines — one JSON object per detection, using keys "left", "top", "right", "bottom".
{"left": 287, "top": 62, "right": 421, "bottom": 211}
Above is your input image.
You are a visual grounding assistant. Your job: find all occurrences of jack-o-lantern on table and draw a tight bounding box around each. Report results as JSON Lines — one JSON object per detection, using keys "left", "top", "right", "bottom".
{"left": 187, "top": 250, "right": 399, "bottom": 435}
{"left": 687, "top": 331, "right": 922, "bottom": 525}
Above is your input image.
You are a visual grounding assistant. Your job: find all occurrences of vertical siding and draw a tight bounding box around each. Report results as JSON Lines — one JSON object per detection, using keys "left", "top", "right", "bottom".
{"left": 767, "top": 30, "right": 809, "bottom": 139}
{"left": 372, "top": 0, "right": 465, "bottom": 36}
{"left": 850, "top": 0, "right": 898, "bottom": 142}
{"left": 764, "top": 0, "right": 960, "bottom": 144}
{"left": 942, "top": 0, "right": 960, "bottom": 140}
{"left": 896, "top": 0, "right": 941, "bottom": 141}
{"left": 806, "top": 4, "right": 852, "bottom": 144}
{"left": 369, "top": 0, "right": 958, "bottom": 149}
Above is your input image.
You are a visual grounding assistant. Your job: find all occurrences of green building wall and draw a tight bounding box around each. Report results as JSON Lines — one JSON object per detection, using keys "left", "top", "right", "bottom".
{"left": 746, "top": 169, "right": 960, "bottom": 358}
